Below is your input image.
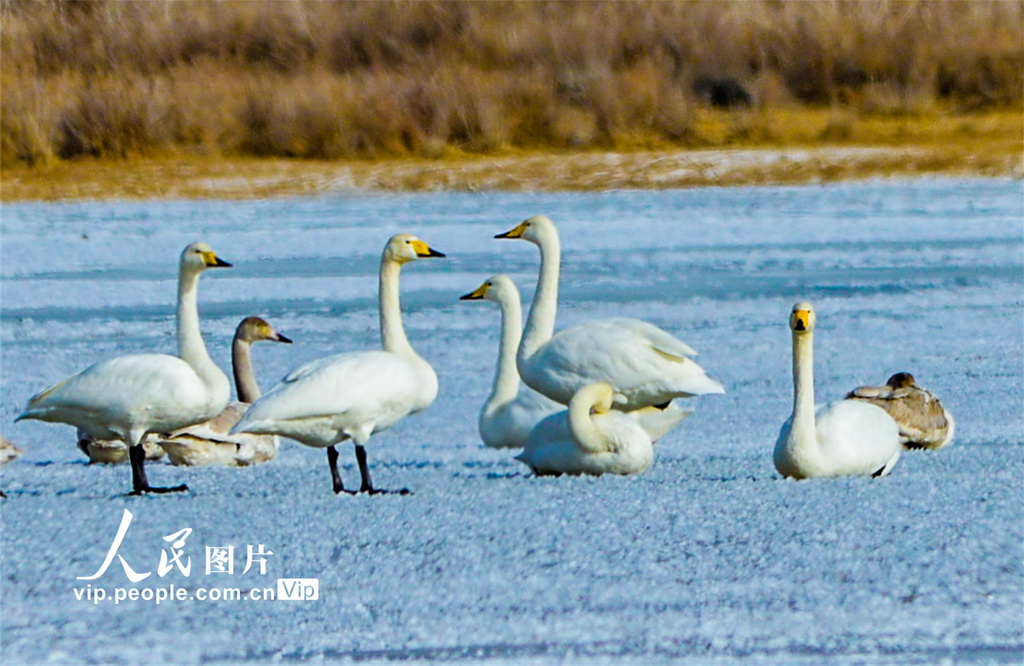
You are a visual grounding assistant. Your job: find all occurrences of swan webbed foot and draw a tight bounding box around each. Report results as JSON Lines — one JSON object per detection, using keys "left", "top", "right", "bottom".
{"left": 128, "top": 483, "right": 189, "bottom": 496}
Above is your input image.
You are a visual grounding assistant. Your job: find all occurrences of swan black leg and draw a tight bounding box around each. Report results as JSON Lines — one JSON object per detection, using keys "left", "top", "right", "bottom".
{"left": 327, "top": 446, "right": 354, "bottom": 495}
{"left": 355, "top": 444, "right": 410, "bottom": 495}
{"left": 128, "top": 443, "right": 188, "bottom": 495}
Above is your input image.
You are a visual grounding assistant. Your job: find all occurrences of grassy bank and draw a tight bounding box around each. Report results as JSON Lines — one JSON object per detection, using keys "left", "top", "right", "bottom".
{"left": 1, "top": 1, "right": 1021, "bottom": 200}
{"left": 3, "top": 108, "right": 1020, "bottom": 200}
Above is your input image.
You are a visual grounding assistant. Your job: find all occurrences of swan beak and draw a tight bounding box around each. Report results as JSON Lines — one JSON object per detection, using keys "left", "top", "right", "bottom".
{"left": 273, "top": 332, "right": 293, "bottom": 344}
{"left": 201, "top": 251, "right": 232, "bottom": 268}
{"left": 459, "top": 283, "right": 489, "bottom": 301}
{"left": 495, "top": 222, "right": 528, "bottom": 239}
{"left": 411, "top": 240, "right": 445, "bottom": 258}
{"left": 792, "top": 310, "right": 811, "bottom": 332}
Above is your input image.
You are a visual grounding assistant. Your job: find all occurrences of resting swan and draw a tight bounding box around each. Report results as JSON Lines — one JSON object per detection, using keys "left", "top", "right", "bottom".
{"left": 76, "top": 430, "right": 165, "bottom": 464}
{"left": 231, "top": 234, "right": 444, "bottom": 495}
{"left": 461, "top": 275, "right": 694, "bottom": 448}
{"left": 774, "top": 302, "right": 901, "bottom": 479}
{"left": 845, "top": 372, "right": 955, "bottom": 450}
{"left": 516, "top": 382, "right": 654, "bottom": 476}
{"left": 495, "top": 215, "right": 724, "bottom": 410}
{"left": 16, "top": 242, "right": 232, "bottom": 494}
{"left": 158, "top": 316, "right": 292, "bottom": 466}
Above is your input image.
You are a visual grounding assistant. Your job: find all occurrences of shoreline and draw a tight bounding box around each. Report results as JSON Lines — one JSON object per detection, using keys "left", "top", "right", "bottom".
{"left": 2, "top": 144, "right": 1021, "bottom": 202}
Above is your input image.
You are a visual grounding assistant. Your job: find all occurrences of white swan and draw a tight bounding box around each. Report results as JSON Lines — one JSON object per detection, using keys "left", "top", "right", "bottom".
{"left": 460, "top": 275, "right": 564, "bottom": 448}
{"left": 461, "top": 274, "right": 695, "bottom": 448}
{"left": 17, "top": 242, "right": 232, "bottom": 494}
{"left": 495, "top": 215, "right": 724, "bottom": 410}
{"left": 231, "top": 234, "right": 444, "bottom": 495}
{"left": 774, "top": 301, "right": 901, "bottom": 479}
{"left": 845, "top": 372, "right": 955, "bottom": 450}
{"left": 158, "top": 316, "right": 292, "bottom": 466}
{"left": 516, "top": 382, "right": 654, "bottom": 476}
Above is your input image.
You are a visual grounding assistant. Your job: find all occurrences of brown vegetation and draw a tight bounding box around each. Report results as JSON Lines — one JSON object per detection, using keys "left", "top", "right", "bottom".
{"left": 2, "top": 0, "right": 1021, "bottom": 172}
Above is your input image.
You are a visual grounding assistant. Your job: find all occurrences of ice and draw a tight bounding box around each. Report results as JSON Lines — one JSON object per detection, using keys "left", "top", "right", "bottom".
{"left": 1, "top": 178, "right": 1022, "bottom": 663}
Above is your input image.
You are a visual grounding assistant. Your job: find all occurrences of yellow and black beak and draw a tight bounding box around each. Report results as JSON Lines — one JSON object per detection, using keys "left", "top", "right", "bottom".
{"left": 410, "top": 239, "right": 446, "bottom": 258}
{"left": 792, "top": 309, "right": 811, "bottom": 332}
{"left": 459, "top": 283, "right": 490, "bottom": 301}
{"left": 201, "top": 251, "right": 232, "bottom": 268}
{"left": 495, "top": 221, "right": 528, "bottom": 239}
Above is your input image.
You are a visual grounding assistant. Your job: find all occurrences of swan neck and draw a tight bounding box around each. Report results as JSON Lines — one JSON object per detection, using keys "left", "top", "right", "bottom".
{"left": 487, "top": 293, "right": 524, "bottom": 409}
{"left": 790, "top": 331, "right": 817, "bottom": 445}
{"left": 568, "top": 389, "right": 609, "bottom": 454}
{"left": 519, "top": 230, "right": 560, "bottom": 364}
{"left": 379, "top": 257, "right": 413, "bottom": 357}
{"left": 177, "top": 269, "right": 215, "bottom": 372}
{"left": 232, "top": 338, "right": 260, "bottom": 402}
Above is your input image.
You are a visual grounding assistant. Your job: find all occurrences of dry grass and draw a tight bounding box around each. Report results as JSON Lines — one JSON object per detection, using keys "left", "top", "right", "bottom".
{"left": 2, "top": 0, "right": 1022, "bottom": 170}
{"left": 3, "top": 110, "right": 1019, "bottom": 201}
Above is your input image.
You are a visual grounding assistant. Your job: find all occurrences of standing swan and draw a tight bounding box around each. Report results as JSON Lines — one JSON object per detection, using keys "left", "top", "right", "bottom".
{"left": 845, "top": 372, "right": 955, "bottom": 450}
{"left": 495, "top": 215, "right": 724, "bottom": 410}
{"left": 231, "top": 234, "right": 444, "bottom": 495}
{"left": 158, "top": 316, "right": 292, "bottom": 466}
{"left": 460, "top": 275, "right": 563, "bottom": 448}
{"left": 774, "top": 301, "right": 901, "bottom": 479}
{"left": 17, "top": 242, "right": 232, "bottom": 494}
{"left": 516, "top": 382, "right": 654, "bottom": 476}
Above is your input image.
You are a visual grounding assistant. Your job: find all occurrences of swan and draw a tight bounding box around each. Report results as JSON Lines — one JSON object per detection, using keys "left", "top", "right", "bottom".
{"left": 516, "top": 382, "right": 654, "bottom": 476}
{"left": 494, "top": 215, "right": 724, "bottom": 410}
{"left": 231, "top": 234, "right": 444, "bottom": 495}
{"left": 460, "top": 275, "right": 565, "bottom": 448}
{"left": 845, "top": 372, "right": 955, "bottom": 450}
{"left": 76, "top": 429, "right": 166, "bottom": 464}
{"left": 461, "top": 274, "right": 695, "bottom": 448}
{"left": 158, "top": 316, "right": 292, "bottom": 466}
{"left": 16, "top": 242, "right": 232, "bottom": 494}
{"left": 774, "top": 301, "right": 901, "bottom": 479}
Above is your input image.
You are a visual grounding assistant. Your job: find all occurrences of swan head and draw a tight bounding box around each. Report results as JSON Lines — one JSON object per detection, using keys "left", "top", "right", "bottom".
{"left": 181, "top": 241, "right": 232, "bottom": 273}
{"left": 235, "top": 316, "right": 292, "bottom": 345}
{"left": 459, "top": 274, "right": 517, "bottom": 304}
{"left": 494, "top": 215, "right": 556, "bottom": 246}
{"left": 789, "top": 301, "right": 816, "bottom": 334}
{"left": 385, "top": 234, "right": 446, "bottom": 265}
{"left": 885, "top": 372, "right": 917, "bottom": 389}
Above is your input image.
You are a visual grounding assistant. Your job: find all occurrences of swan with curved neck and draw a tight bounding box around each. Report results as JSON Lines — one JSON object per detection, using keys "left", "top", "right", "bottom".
{"left": 495, "top": 215, "right": 724, "bottom": 410}
{"left": 774, "top": 301, "right": 901, "bottom": 479}
{"left": 845, "top": 372, "right": 955, "bottom": 450}
{"left": 159, "top": 316, "right": 292, "bottom": 466}
{"left": 462, "top": 274, "right": 695, "bottom": 448}
{"left": 516, "top": 382, "right": 654, "bottom": 476}
{"left": 232, "top": 234, "right": 444, "bottom": 494}
{"left": 17, "top": 242, "right": 232, "bottom": 494}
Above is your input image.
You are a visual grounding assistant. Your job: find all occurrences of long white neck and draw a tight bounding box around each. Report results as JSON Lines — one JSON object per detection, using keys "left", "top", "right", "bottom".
{"left": 788, "top": 330, "right": 819, "bottom": 454}
{"left": 379, "top": 258, "right": 414, "bottom": 357}
{"left": 519, "top": 229, "right": 560, "bottom": 366}
{"left": 568, "top": 386, "right": 611, "bottom": 454}
{"left": 232, "top": 338, "right": 260, "bottom": 403}
{"left": 176, "top": 267, "right": 229, "bottom": 403}
{"left": 485, "top": 291, "right": 525, "bottom": 413}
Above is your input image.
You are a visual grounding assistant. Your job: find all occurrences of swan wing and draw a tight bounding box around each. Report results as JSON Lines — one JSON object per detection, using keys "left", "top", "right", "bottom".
{"left": 815, "top": 400, "right": 901, "bottom": 475}
{"left": 525, "top": 319, "right": 722, "bottom": 407}
{"left": 20, "top": 354, "right": 223, "bottom": 435}
{"left": 233, "top": 351, "right": 423, "bottom": 437}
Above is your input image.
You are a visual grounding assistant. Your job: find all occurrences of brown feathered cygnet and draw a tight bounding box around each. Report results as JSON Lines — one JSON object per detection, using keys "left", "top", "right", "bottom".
{"left": 846, "top": 372, "right": 955, "bottom": 450}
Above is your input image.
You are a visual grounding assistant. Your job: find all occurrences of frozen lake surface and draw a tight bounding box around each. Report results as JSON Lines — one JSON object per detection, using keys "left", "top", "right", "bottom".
{"left": 1, "top": 179, "right": 1022, "bottom": 663}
